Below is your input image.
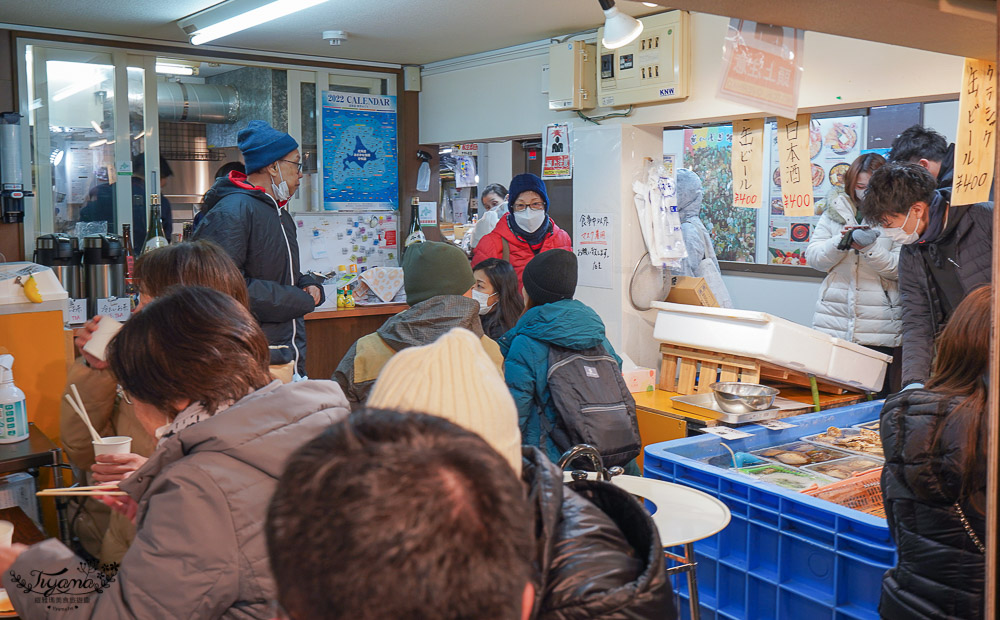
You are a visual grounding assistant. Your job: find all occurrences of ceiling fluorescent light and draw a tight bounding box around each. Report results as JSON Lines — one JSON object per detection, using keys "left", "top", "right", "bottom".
{"left": 156, "top": 63, "right": 196, "bottom": 76}
{"left": 598, "top": 0, "right": 644, "bottom": 49}
{"left": 181, "top": 0, "right": 330, "bottom": 46}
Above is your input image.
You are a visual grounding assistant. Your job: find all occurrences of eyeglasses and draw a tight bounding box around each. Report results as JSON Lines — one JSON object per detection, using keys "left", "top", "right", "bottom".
{"left": 512, "top": 201, "right": 545, "bottom": 212}
{"left": 279, "top": 159, "right": 303, "bottom": 172}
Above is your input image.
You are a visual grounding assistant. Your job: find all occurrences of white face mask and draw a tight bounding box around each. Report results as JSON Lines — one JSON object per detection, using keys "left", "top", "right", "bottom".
{"left": 855, "top": 188, "right": 867, "bottom": 202}
{"left": 514, "top": 208, "right": 546, "bottom": 233}
{"left": 881, "top": 209, "right": 920, "bottom": 245}
{"left": 271, "top": 166, "right": 291, "bottom": 203}
{"left": 470, "top": 289, "right": 496, "bottom": 315}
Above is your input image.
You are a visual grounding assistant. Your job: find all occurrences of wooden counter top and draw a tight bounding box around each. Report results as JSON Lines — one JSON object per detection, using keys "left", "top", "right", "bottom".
{"left": 306, "top": 303, "right": 408, "bottom": 321}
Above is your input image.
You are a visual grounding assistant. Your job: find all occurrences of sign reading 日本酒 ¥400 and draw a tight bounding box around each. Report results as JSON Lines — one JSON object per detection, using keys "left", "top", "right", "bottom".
{"left": 776, "top": 114, "right": 814, "bottom": 217}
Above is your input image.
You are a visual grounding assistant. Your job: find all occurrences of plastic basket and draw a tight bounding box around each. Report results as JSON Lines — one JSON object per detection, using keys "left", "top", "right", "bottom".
{"left": 802, "top": 468, "right": 885, "bottom": 518}
{"left": 644, "top": 400, "right": 895, "bottom": 620}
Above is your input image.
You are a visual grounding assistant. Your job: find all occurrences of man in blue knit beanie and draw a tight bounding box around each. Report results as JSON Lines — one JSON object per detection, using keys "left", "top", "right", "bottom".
{"left": 193, "top": 120, "right": 324, "bottom": 379}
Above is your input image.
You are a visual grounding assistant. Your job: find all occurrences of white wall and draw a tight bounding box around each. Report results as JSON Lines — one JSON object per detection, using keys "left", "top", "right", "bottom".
{"left": 420, "top": 12, "right": 963, "bottom": 144}
{"left": 573, "top": 125, "right": 665, "bottom": 369}
{"left": 420, "top": 11, "right": 966, "bottom": 333}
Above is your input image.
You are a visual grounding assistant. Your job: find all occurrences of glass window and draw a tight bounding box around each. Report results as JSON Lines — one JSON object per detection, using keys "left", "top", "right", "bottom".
{"left": 29, "top": 47, "right": 117, "bottom": 235}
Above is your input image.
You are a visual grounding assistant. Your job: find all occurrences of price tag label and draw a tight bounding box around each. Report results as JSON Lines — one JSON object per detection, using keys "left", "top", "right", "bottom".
{"left": 97, "top": 298, "right": 131, "bottom": 322}
{"left": 761, "top": 419, "right": 796, "bottom": 431}
{"left": 67, "top": 299, "right": 87, "bottom": 325}
{"left": 701, "top": 426, "right": 754, "bottom": 441}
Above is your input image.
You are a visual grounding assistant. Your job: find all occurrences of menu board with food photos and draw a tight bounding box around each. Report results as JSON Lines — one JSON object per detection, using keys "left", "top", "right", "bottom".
{"left": 766, "top": 115, "right": 863, "bottom": 265}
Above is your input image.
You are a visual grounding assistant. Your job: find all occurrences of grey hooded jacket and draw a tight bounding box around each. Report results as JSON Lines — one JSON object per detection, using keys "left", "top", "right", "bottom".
{"left": 3, "top": 380, "right": 350, "bottom": 620}
{"left": 671, "top": 168, "right": 733, "bottom": 307}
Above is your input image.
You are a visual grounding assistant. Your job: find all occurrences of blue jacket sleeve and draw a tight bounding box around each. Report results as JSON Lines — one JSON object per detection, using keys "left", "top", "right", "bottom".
{"left": 504, "top": 336, "right": 540, "bottom": 444}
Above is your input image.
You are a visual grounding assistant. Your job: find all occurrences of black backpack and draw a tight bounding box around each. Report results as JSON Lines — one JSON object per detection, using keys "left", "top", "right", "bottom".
{"left": 540, "top": 343, "right": 641, "bottom": 468}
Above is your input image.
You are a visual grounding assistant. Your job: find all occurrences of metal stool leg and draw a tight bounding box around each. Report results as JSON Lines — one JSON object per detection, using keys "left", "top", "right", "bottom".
{"left": 684, "top": 543, "right": 700, "bottom": 620}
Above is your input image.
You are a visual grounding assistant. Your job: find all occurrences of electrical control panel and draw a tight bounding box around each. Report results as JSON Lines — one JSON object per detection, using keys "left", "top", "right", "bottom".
{"left": 548, "top": 41, "right": 596, "bottom": 111}
{"left": 597, "top": 10, "right": 690, "bottom": 108}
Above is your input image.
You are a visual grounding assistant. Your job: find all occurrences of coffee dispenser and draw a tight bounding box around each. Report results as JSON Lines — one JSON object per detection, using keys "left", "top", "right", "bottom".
{"left": 34, "top": 233, "right": 82, "bottom": 299}
{"left": 83, "top": 234, "right": 125, "bottom": 317}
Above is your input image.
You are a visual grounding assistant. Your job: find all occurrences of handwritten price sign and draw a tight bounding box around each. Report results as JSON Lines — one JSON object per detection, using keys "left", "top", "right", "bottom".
{"left": 732, "top": 119, "right": 765, "bottom": 208}
{"left": 953, "top": 58, "right": 997, "bottom": 206}
{"left": 776, "top": 114, "right": 814, "bottom": 217}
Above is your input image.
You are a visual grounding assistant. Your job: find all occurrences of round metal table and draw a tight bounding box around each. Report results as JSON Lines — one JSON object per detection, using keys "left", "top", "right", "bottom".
{"left": 564, "top": 473, "right": 731, "bottom": 620}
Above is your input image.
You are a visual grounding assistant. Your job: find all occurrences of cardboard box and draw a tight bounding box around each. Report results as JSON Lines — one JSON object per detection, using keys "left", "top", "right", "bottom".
{"left": 665, "top": 276, "right": 718, "bottom": 307}
{"left": 623, "top": 366, "right": 656, "bottom": 393}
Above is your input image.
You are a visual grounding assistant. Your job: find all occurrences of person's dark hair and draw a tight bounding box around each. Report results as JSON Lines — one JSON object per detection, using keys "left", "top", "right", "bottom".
{"left": 134, "top": 240, "right": 250, "bottom": 309}
{"left": 131, "top": 154, "right": 173, "bottom": 179}
{"left": 925, "top": 286, "right": 990, "bottom": 513}
{"left": 214, "top": 161, "right": 246, "bottom": 179}
{"left": 843, "top": 152, "right": 885, "bottom": 206}
{"left": 482, "top": 183, "right": 508, "bottom": 202}
{"left": 266, "top": 408, "right": 534, "bottom": 620}
{"left": 473, "top": 258, "right": 523, "bottom": 336}
{"left": 888, "top": 125, "right": 950, "bottom": 165}
{"left": 107, "top": 286, "right": 271, "bottom": 416}
{"left": 858, "top": 162, "right": 937, "bottom": 227}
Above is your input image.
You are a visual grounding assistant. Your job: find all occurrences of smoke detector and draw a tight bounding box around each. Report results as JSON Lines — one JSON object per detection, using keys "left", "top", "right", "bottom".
{"left": 322, "top": 30, "right": 348, "bottom": 45}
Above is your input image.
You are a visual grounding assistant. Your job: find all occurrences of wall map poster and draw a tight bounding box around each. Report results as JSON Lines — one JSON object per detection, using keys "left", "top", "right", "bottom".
{"left": 767, "top": 115, "right": 862, "bottom": 265}
{"left": 322, "top": 90, "right": 399, "bottom": 211}
{"left": 683, "top": 126, "right": 757, "bottom": 263}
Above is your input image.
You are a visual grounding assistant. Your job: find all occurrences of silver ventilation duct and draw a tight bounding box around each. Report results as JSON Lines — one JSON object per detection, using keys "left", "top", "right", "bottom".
{"left": 157, "top": 82, "right": 240, "bottom": 124}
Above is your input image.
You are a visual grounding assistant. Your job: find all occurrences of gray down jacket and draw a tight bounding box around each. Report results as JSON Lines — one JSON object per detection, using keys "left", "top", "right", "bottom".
{"left": 897, "top": 191, "right": 992, "bottom": 386}
{"left": 3, "top": 380, "right": 350, "bottom": 619}
{"left": 671, "top": 168, "right": 732, "bottom": 307}
{"left": 193, "top": 173, "right": 324, "bottom": 376}
{"left": 523, "top": 447, "right": 676, "bottom": 619}
{"left": 805, "top": 187, "right": 902, "bottom": 347}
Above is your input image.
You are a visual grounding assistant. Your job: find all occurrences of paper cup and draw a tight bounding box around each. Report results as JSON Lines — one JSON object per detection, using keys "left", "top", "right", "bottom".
{"left": 93, "top": 436, "right": 132, "bottom": 457}
{"left": 0, "top": 520, "right": 13, "bottom": 547}
{"left": 82, "top": 317, "right": 123, "bottom": 362}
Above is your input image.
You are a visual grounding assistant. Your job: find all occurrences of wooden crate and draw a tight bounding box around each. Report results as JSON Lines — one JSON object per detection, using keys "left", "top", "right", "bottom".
{"left": 658, "top": 344, "right": 760, "bottom": 394}
{"left": 658, "top": 343, "right": 859, "bottom": 395}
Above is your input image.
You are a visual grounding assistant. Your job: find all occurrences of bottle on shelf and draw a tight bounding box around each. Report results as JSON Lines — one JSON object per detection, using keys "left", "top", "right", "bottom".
{"left": 141, "top": 171, "right": 169, "bottom": 254}
{"left": 122, "top": 224, "right": 139, "bottom": 311}
{"left": 404, "top": 197, "right": 425, "bottom": 249}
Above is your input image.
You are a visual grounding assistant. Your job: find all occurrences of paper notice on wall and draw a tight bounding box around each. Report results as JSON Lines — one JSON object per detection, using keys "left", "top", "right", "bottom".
{"left": 776, "top": 114, "right": 815, "bottom": 217}
{"left": 542, "top": 122, "right": 572, "bottom": 179}
{"left": 953, "top": 58, "right": 997, "bottom": 206}
{"left": 418, "top": 201, "right": 438, "bottom": 226}
{"left": 717, "top": 19, "right": 805, "bottom": 119}
{"left": 454, "top": 155, "right": 478, "bottom": 188}
{"left": 575, "top": 212, "right": 613, "bottom": 289}
{"left": 732, "top": 119, "right": 765, "bottom": 208}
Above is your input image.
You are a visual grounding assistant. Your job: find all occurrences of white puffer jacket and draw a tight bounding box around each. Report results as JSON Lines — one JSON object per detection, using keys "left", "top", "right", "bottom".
{"left": 805, "top": 188, "right": 902, "bottom": 347}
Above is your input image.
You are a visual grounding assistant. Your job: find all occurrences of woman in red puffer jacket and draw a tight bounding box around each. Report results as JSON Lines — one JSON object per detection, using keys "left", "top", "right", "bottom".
{"left": 472, "top": 173, "right": 572, "bottom": 286}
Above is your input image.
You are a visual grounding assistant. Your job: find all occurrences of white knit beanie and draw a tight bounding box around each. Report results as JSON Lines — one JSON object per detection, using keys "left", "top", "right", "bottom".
{"left": 368, "top": 328, "right": 522, "bottom": 476}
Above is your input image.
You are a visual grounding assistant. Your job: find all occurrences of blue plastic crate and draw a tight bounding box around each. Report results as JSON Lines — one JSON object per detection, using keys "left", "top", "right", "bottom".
{"left": 644, "top": 400, "right": 895, "bottom": 620}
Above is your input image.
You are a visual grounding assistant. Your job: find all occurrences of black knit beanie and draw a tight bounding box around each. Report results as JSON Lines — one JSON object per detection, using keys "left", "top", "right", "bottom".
{"left": 522, "top": 249, "right": 577, "bottom": 305}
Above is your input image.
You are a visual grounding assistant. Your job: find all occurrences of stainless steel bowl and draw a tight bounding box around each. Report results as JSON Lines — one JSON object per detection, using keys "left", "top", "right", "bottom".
{"left": 710, "top": 382, "right": 779, "bottom": 414}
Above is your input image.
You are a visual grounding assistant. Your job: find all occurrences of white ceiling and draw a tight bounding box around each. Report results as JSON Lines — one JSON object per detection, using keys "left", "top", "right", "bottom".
{"left": 0, "top": 0, "right": 664, "bottom": 65}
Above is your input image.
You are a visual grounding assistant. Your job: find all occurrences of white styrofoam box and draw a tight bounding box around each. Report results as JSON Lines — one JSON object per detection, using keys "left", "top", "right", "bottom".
{"left": 0, "top": 472, "right": 39, "bottom": 526}
{"left": 651, "top": 301, "right": 891, "bottom": 392}
{"left": 0, "top": 263, "right": 68, "bottom": 306}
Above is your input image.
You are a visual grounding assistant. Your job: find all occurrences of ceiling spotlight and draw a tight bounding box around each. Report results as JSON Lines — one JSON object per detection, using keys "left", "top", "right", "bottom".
{"left": 599, "top": 0, "right": 644, "bottom": 49}
{"left": 642, "top": 2, "right": 658, "bottom": 5}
